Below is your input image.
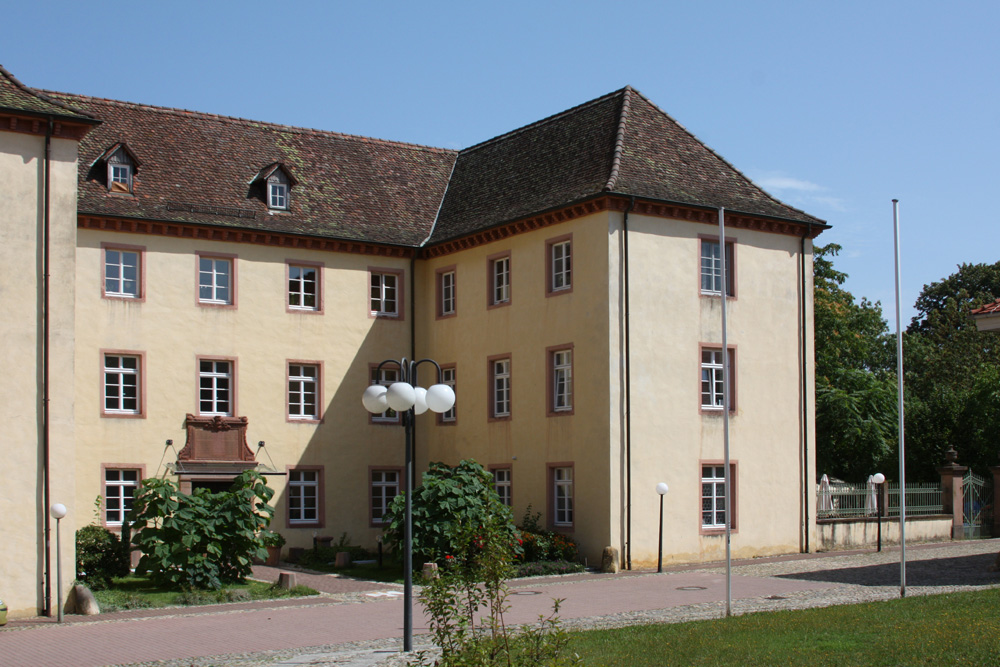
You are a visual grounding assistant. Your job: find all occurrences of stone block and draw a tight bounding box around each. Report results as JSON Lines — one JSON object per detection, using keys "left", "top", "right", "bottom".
{"left": 335, "top": 551, "right": 352, "bottom": 568}
{"left": 601, "top": 546, "right": 620, "bottom": 573}
{"left": 422, "top": 562, "right": 440, "bottom": 580}
{"left": 277, "top": 571, "right": 297, "bottom": 590}
{"left": 73, "top": 584, "right": 101, "bottom": 615}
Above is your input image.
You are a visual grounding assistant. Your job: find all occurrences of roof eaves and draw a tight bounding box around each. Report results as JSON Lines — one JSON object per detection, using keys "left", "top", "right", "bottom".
{"left": 603, "top": 86, "right": 633, "bottom": 192}
{"left": 0, "top": 64, "right": 100, "bottom": 123}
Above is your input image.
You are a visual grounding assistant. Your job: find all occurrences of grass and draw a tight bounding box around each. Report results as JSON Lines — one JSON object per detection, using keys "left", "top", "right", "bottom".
{"left": 92, "top": 575, "right": 318, "bottom": 612}
{"left": 567, "top": 587, "right": 1000, "bottom": 666}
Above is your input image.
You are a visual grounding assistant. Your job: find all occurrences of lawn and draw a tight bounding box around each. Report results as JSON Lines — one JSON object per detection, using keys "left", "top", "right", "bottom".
{"left": 93, "top": 575, "right": 318, "bottom": 611}
{"left": 568, "top": 588, "right": 1000, "bottom": 666}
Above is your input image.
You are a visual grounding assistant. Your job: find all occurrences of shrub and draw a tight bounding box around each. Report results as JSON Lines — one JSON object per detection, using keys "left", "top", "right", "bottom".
{"left": 517, "top": 506, "right": 579, "bottom": 563}
{"left": 76, "top": 525, "right": 128, "bottom": 590}
{"left": 515, "top": 561, "right": 586, "bottom": 578}
{"left": 130, "top": 470, "right": 275, "bottom": 590}
{"left": 383, "top": 460, "right": 520, "bottom": 565}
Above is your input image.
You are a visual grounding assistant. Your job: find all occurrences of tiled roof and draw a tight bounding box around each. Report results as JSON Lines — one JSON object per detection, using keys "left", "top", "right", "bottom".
{"left": 971, "top": 298, "right": 1000, "bottom": 316}
{"left": 431, "top": 87, "right": 824, "bottom": 244}
{"left": 44, "top": 92, "right": 457, "bottom": 246}
{"left": 0, "top": 65, "right": 97, "bottom": 122}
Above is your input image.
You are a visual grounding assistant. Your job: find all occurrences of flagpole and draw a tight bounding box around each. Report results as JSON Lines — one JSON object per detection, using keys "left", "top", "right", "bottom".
{"left": 719, "top": 206, "right": 732, "bottom": 617}
{"left": 892, "top": 199, "right": 907, "bottom": 597}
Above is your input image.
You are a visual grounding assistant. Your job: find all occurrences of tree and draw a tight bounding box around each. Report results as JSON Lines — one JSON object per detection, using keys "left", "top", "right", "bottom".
{"left": 383, "top": 459, "right": 519, "bottom": 565}
{"left": 813, "top": 244, "right": 898, "bottom": 480}
{"left": 904, "top": 261, "right": 1000, "bottom": 478}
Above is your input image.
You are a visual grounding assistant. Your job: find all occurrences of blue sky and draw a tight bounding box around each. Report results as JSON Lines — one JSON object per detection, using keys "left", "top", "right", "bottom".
{"left": 5, "top": 1, "right": 997, "bottom": 324}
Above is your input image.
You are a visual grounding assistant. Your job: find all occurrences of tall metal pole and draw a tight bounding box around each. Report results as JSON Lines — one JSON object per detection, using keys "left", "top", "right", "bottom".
{"left": 719, "top": 207, "right": 732, "bottom": 617}
{"left": 892, "top": 199, "right": 907, "bottom": 597}
{"left": 55, "top": 515, "right": 63, "bottom": 623}
{"left": 402, "top": 361, "right": 415, "bottom": 652}
{"left": 657, "top": 494, "right": 664, "bottom": 574}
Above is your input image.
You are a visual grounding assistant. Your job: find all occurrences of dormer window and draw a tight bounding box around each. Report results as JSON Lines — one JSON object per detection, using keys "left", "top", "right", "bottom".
{"left": 253, "top": 162, "right": 297, "bottom": 211}
{"left": 93, "top": 143, "right": 140, "bottom": 194}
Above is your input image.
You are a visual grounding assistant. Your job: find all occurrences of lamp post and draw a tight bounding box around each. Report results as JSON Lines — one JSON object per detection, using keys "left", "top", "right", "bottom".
{"left": 49, "top": 503, "right": 67, "bottom": 623}
{"left": 873, "top": 473, "right": 886, "bottom": 552}
{"left": 656, "top": 482, "right": 669, "bottom": 573}
{"left": 362, "top": 358, "right": 455, "bottom": 653}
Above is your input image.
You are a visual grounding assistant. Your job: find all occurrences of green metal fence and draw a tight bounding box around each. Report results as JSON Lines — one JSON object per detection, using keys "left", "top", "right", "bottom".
{"left": 885, "top": 482, "right": 943, "bottom": 517}
{"left": 817, "top": 481, "right": 943, "bottom": 519}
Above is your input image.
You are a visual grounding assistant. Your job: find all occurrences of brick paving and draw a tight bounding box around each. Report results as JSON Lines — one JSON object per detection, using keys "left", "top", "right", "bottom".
{"left": 2, "top": 540, "right": 998, "bottom": 667}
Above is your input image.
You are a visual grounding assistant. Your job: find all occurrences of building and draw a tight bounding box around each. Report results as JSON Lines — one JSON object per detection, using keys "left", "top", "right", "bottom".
{"left": 1, "top": 64, "right": 827, "bottom": 618}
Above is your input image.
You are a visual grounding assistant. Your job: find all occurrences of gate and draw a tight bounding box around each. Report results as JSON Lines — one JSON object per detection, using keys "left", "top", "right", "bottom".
{"left": 963, "top": 471, "right": 994, "bottom": 539}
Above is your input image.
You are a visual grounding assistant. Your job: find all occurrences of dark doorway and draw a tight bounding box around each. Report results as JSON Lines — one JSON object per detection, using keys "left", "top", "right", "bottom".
{"left": 191, "top": 480, "right": 234, "bottom": 494}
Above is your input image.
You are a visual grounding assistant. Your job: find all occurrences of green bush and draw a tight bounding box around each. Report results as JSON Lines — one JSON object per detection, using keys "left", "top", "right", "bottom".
{"left": 129, "top": 470, "right": 275, "bottom": 590}
{"left": 76, "top": 524, "right": 129, "bottom": 590}
{"left": 517, "top": 506, "right": 579, "bottom": 563}
{"left": 515, "top": 561, "right": 585, "bottom": 578}
{"left": 383, "top": 460, "right": 521, "bottom": 565}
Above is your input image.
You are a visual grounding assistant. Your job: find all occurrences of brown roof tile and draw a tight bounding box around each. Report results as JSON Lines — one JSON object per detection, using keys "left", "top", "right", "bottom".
{"left": 971, "top": 298, "right": 1000, "bottom": 316}
{"left": 0, "top": 65, "right": 97, "bottom": 122}
{"left": 45, "top": 92, "right": 457, "bottom": 246}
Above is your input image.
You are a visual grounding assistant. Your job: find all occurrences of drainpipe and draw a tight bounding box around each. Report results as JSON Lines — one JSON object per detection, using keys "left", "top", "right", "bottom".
{"left": 623, "top": 197, "right": 635, "bottom": 570}
{"left": 800, "top": 224, "right": 811, "bottom": 553}
{"left": 409, "top": 253, "right": 417, "bottom": 491}
{"left": 42, "top": 118, "right": 53, "bottom": 616}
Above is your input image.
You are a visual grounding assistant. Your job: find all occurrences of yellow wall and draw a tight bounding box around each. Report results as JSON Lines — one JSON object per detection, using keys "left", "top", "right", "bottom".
{"left": 1, "top": 132, "right": 79, "bottom": 617}
{"left": 416, "top": 213, "right": 614, "bottom": 564}
{"left": 74, "top": 230, "right": 413, "bottom": 554}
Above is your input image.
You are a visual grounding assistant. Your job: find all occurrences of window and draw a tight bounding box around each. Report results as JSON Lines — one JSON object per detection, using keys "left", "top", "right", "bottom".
{"left": 288, "top": 469, "right": 321, "bottom": 525}
{"left": 104, "top": 145, "right": 138, "bottom": 194}
{"left": 552, "top": 466, "right": 574, "bottom": 527}
{"left": 493, "top": 467, "right": 512, "bottom": 507}
{"left": 103, "top": 353, "right": 141, "bottom": 416}
{"left": 490, "top": 357, "right": 511, "bottom": 419}
{"left": 700, "top": 347, "right": 736, "bottom": 412}
{"left": 288, "top": 363, "right": 320, "bottom": 420}
{"left": 198, "top": 255, "right": 234, "bottom": 305}
{"left": 489, "top": 252, "right": 511, "bottom": 307}
{"left": 370, "top": 469, "right": 399, "bottom": 525}
{"left": 437, "top": 268, "right": 456, "bottom": 317}
{"left": 700, "top": 239, "right": 735, "bottom": 297}
{"left": 199, "top": 359, "right": 233, "bottom": 416}
{"left": 548, "top": 346, "right": 573, "bottom": 415}
{"left": 370, "top": 269, "right": 401, "bottom": 318}
{"left": 110, "top": 163, "right": 131, "bottom": 191}
{"left": 547, "top": 236, "right": 572, "bottom": 294}
{"left": 701, "top": 463, "right": 737, "bottom": 531}
{"left": 288, "top": 263, "right": 320, "bottom": 311}
{"left": 370, "top": 365, "right": 400, "bottom": 423}
{"left": 269, "top": 182, "right": 288, "bottom": 210}
{"left": 103, "top": 246, "right": 142, "bottom": 299}
{"left": 439, "top": 366, "right": 456, "bottom": 423}
{"left": 105, "top": 469, "right": 140, "bottom": 526}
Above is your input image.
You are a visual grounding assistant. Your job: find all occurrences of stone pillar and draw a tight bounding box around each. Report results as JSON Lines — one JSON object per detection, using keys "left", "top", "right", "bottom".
{"left": 937, "top": 447, "right": 967, "bottom": 540}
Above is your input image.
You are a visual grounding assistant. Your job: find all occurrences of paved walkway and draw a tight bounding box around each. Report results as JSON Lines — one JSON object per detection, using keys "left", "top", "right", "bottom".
{"left": 2, "top": 539, "right": 998, "bottom": 667}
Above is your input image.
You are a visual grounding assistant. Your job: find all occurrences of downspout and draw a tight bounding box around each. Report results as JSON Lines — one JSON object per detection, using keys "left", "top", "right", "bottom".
{"left": 42, "top": 118, "right": 53, "bottom": 616}
{"left": 623, "top": 196, "right": 635, "bottom": 570}
{"left": 800, "top": 224, "right": 811, "bottom": 553}
{"left": 410, "top": 253, "right": 418, "bottom": 491}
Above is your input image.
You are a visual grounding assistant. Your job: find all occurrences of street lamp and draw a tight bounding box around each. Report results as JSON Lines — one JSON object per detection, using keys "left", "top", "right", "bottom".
{"left": 49, "top": 503, "right": 67, "bottom": 623}
{"left": 362, "top": 358, "right": 455, "bottom": 653}
{"left": 656, "top": 483, "right": 669, "bottom": 573}
{"left": 873, "top": 473, "right": 886, "bottom": 552}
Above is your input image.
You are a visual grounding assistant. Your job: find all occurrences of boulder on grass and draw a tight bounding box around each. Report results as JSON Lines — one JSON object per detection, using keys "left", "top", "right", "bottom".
{"left": 73, "top": 584, "right": 101, "bottom": 615}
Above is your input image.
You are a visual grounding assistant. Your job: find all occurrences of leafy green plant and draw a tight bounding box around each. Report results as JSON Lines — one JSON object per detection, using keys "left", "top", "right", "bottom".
{"left": 517, "top": 506, "right": 579, "bottom": 564}
{"left": 259, "top": 530, "right": 286, "bottom": 548}
{"left": 383, "top": 459, "right": 520, "bottom": 565}
{"left": 129, "top": 470, "right": 275, "bottom": 590}
{"left": 515, "top": 561, "right": 585, "bottom": 578}
{"left": 76, "top": 524, "right": 129, "bottom": 590}
{"left": 418, "top": 510, "right": 578, "bottom": 666}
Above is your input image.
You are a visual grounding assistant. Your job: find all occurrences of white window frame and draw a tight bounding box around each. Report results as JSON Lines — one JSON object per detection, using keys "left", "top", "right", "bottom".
{"left": 552, "top": 349, "right": 572, "bottom": 412}
{"left": 700, "top": 348, "right": 734, "bottom": 411}
{"left": 199, "top": 360, "right": 233, "bottom": 416}
{"left": 441, "top": 270, "right": 456, "bottom": 316}
{"left": 492, "top": 358, "right": 511, "bottom": 418}
{"left": 105, "top": 248, "right": 140, "bottom": 298}
{"left": 288, "top": 364, "right": 319, "bottom": 420}
{"left": 492, "top": 256, "right": 510, "bottom": 305}
{"left": 104, "top": 354, "right": 141, "bottom": 415}
{"left": 371, "top": 470, "right": 399, "bottom": 525}
{"left": 109, "top": 162, "right": 132, "bottom": 192}
{"left": 494, "top": 468, "right": 511, "bottom": 507}
{"left": 199, "top": 257, "right": 233, "bottom": 305}
{"left": 370, "top": 272, "right": 399, "bottom": 317}
{"left": 269, "top": 181, "right": 288, "bottom": 210}
{"left": 551, "top": 240, "right": 571, "bottom": 292}
{"left": 105, "top": 469, "right": 140, "bottom": 526}
{"left": 701, "top": 465, "right": 728, "bottom": 529}
{"left": 288, "top": 264, "right": 319, "bottom": 311}
{"left": 553, "top": 467, "right": 573, "bottom": 526}
{"left": 288, "top": 469, "right": 320, "bottom": 524}
{"left": 700, "top": 239, "right": 734, "bottom": 296}
{"left": 370, "top": 366, "right": 400, "bottom": 423}
{"left": 440, "top": 366, "right": 456, "bottom": 422}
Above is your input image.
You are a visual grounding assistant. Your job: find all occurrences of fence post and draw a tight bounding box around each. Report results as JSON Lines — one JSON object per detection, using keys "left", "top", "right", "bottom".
{"left": 937, "top": 447, "right": 967, "bottom": 540}
{"left": 991, "top": 464, "right": 1000, "bottom": 537}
